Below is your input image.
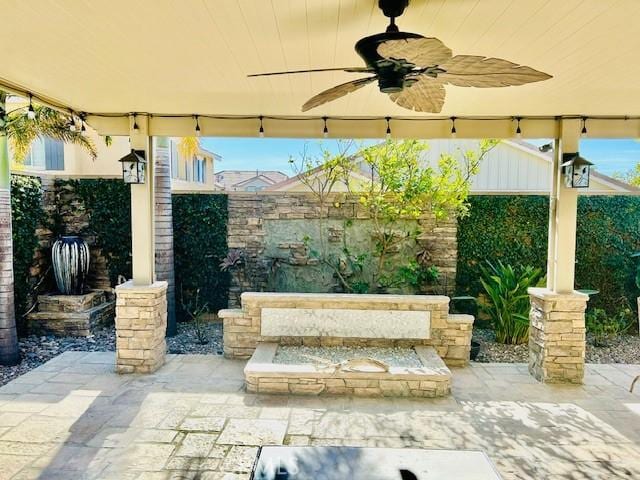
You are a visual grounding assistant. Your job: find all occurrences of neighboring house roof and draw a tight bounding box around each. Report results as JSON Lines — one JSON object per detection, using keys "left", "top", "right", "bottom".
{"left": 266, "top": 164, "right": 372, "bottom": 192}
{"left": 215, "top": 170, "right": 289, "bottom": 191}
{"left": 505, "top": 140, "right": 640, "bottom": 195}
{"left": 265, "top": 140, "right": 639, "bottom": 195}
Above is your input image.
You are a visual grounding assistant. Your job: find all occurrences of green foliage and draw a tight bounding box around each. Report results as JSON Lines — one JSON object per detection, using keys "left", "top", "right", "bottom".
{"left": 479, "top": 261, "right": 544, "bottom": 344}
{"left": 457, "top": 195, "right": 549, "bottom": 298}
{"left": 575, "top": 196, "right": 640, "bottom": 315}
{"left": 294, "top": 139, "right": 496, "bottom": 294}
{"left": 358, "top": 139, "right": 497, "bottom": 221}
{"left": 586, "top": 307, "right": 633, "bottom": 347}
{"left": 71, "top": 179, "right": 132, "bottom": 284}
{"left": 10, "top": 174, "right": 46, "bottom": 331}
{"left": 173, "top": 194, "right": 229, "bottom": 317}
{"left": 391, "top": 261, "right": 439, "bottom": 290}
{"left": 458, "top": 195, "right": 640, "bottom": 319}
{"left": 4, "top": 99, "right": 96, "bottom": 162}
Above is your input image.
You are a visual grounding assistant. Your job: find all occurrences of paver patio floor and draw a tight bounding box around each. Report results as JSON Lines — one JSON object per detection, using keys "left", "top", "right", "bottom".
{"left": 0, "top": 352, "right": 638, "bottom": 479}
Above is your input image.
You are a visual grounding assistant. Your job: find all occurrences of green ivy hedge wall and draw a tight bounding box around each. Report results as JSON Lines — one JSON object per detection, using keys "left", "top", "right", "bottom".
{"left": 71, "top": 179, "right": 133, "bottom": 285}
{"left": 10, "top": 175, "right": 46, "bottom": 332}
{"left": 172, "top": 194, "right": 229, "bottom": 317}
{"left": 457, "top": 195, "right": 640, "bottom": 314}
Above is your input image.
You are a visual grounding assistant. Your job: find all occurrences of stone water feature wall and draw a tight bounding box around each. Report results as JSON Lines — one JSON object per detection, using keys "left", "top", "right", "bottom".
{"left": 19, "top": 176, "right": 117, "bottom": 334}
{"left": 226, "top": 192, "right": 458, "bottom": 306}
{"left": 29, "top": 177, "right": 112, "bottom": 293}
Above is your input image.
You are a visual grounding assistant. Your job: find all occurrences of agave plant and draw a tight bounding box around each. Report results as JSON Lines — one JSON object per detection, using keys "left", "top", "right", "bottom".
{"left": 479, "top": 261, "right": 544, "bottom": 345}
{"left": 219, "top": 249, "right": 244, "bottom": 271}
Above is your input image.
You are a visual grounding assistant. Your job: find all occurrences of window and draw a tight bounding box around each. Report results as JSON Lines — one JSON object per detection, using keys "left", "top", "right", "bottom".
{"left": 23, "top": 137, "right": 46, "bottom": 169}
{"left": 193, "top": 157, "right": 206, "bottom": 183}
{"left": 170, "top": 141, "right": 179, "bottom": 179}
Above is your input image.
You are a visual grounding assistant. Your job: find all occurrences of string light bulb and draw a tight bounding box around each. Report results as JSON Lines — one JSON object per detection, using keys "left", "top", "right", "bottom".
{"left": 195, "top": 115, "right": 201, "bottom": 137}
{"left": 581, "top": 117, "right": 588, "bottom": 138}
{"left": 68, "top": 116, "right": 77, "bottom": 132}
{"left": 515, "top": 117, "right": 522, "bottom": 139}
{"left": 450, "top": 117, "right": 457, "bottom": 138}
{"left": 385, "top": 117, "right": 391, "bottom": 139}
{"left": 27, "top": 95, "right": 36, "bottom": 120}
{"left": 132, "top": 113, "right": 139, "bottom": 133}
{"left": 322, "top": 117, "right": 328, "bottom": 138}
{"left": 258, "top": 115, "right": 264, "bottom": 137}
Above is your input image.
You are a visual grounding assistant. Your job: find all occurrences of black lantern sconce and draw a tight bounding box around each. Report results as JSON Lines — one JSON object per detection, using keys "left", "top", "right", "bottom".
{"left": 561, "top": 152, "right": 593, "bottom": 188}
{"left": 118, "top": 149, "right": 147, "bottom": 184}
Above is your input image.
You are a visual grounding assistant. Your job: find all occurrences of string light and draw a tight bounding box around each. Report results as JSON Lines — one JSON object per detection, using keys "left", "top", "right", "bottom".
{"left": 322, "top": 116, "right": 328, "bottom": 138}
{"left": 258, "top": 115, "right": 264, "bottom": 137}
{"left": 27, "top": 94, "right": 36, "bottom": 120}
{"left": 132, "top": 113, "right": 139, "bottom": 133}
{"left": 515, "top": 117, "right": 522, "bottom": 139}
{"left": 68, "top": 116, "right": 77, "bottom": 132}
{"left": 385, "top": 116, "right": 391, "bottom": 139}
{"left": 195, "top": 115, "right": 201, "bottom": 137}
{"left": 450, "top": 117, "right": 457, "bottom": 138}
{"left": 581, "top": 117, "right": 588, "bottom": 138}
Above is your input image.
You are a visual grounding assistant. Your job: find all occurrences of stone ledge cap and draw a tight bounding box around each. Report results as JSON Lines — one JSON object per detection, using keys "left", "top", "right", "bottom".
{"left": 219, "top": 308, "right": 244, "bottom": 318}
{"left": 241, "top": 291, "right": 450, "bottom": 305}
{"left": 116, "top": 280, "right": 168, "bottom": 293}
{"left": 446, "top": 314, "right": 475, "bottom": 324}
{"left": 527, "top": 287, "right": 588, "bottom": 301}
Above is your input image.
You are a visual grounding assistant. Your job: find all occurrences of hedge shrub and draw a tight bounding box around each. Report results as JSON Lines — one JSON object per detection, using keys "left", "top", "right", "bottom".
{"left": 457, "top": 195, "right": 640, "bottom": 315}
{"left": 456, "top": 196, "right": 549, "bottom": 297}
{"left": 576, "top": 196, "right": 640, "bottom": 313}
{"left": 172, "top": 194, "right": 229, "bottom": 317}
{"left": 10, "top": 174, "right": 46, "bottom": 330}
{"left": 72, "top": 179, "right": 132, "bottom": 284}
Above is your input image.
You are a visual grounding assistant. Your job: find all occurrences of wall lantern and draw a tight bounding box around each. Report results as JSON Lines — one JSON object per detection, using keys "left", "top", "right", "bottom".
{"left": 561, "top": 152, "right": 592, "bottom": 188}
{"left": 118, "top": 149, "right": 147, "bottom": 184}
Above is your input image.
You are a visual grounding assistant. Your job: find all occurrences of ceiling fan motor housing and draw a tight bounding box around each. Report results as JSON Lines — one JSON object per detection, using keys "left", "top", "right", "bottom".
{"left": 355, "top": 31, "right": 423, "bottom": 93}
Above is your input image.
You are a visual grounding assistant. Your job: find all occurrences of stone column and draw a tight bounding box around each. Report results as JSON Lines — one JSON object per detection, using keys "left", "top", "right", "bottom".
{"left": 528, "top": 287, "right": 588, "bottom": 384}
{"left": 115, "top": 280, "right": 167, "bottom": 374}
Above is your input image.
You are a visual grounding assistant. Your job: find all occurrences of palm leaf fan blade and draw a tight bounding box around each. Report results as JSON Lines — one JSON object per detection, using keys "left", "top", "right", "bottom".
{"left": 388, "top": 76, "right": 445, "bottom": 113}
{"left": 439, "top": 55, "right": 552, "bottom": 87}
{"left": 301, "top": 76, "right": 377, "bottom": 112}
{"left": 377, "top": 37, "right": 452, "bottom": 66}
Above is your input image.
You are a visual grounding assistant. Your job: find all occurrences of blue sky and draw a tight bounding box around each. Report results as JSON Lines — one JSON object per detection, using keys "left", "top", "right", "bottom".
{"left": 201, "top": 137, "right": 640, "bottom": 177}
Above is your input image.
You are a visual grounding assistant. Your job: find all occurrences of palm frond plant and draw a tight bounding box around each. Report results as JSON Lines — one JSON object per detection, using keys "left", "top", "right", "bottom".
{"left": 0, "top": 91, "right": 98, "bottom": 365}
{"left": 479, "top": 261, "right": 544, "bottom": 344}
{"left": 5, "top": 101, "right": 97, "bottom": 162}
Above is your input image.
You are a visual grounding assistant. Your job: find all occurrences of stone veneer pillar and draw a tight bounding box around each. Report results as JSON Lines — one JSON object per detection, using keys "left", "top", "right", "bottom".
{"left": 528, "top": 287, "right": 588, "bottom": 384}
{"left": 115, "top": 280, "right": 167, "bottom": 374}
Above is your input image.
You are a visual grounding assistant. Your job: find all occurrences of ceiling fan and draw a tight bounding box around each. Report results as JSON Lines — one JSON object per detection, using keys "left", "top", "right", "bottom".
{"left": 248, "top": 0, "right": 552, "bottom": 113}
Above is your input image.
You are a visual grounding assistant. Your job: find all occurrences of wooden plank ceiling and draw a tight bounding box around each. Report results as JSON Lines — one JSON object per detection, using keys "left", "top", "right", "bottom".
{"left": 2, "top": 0, "right": 640, "bottom": 117}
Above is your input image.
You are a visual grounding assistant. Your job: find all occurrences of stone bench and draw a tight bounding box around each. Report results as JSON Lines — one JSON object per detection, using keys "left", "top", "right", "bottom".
{"left": 219, "top": 292, "right": 474, "bottom": 367}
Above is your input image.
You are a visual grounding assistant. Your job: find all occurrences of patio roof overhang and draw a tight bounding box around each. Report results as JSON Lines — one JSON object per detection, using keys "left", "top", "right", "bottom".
{"left": 1, "top": 0, "right": 640, "bottom": 139}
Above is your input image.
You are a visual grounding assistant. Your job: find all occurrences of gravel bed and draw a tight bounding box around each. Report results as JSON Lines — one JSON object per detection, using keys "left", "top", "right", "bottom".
{"left": 166, "top": 322, "right": 223, "bottom": 355}
{"left": 0, "top": 321, "right": 223, "bottom": 387}
{"left": 273, "top": 345, "right": 423, "bottom": 368}
{"left": 473, "top": 328, "right": 640, "bottom": 364}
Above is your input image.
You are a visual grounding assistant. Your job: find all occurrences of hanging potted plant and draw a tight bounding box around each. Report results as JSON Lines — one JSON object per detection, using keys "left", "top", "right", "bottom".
{"left": 51, "top": 236, "right": 90, "bottom": 295}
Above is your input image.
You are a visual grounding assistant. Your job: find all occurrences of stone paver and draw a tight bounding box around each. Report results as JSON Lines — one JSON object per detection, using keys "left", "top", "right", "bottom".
{"left": 216, "top": 419, "right": 287, "bottom": 446}
{"left": 0, "top": 351, "right": 637, "bottom": 479}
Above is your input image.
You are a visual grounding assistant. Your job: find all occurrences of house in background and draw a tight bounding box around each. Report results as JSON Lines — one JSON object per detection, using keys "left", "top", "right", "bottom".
{"left": 167, "top": 140, "right": 220, "bottom": 192}
{"left": 214, "top": 170, "right": 288, "bottom": 192}
{"left": 10, "top": 125, "right": 220, "bottom": 192}
{"left": 266, "top": 140, "right": 638, "bottom": 195}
